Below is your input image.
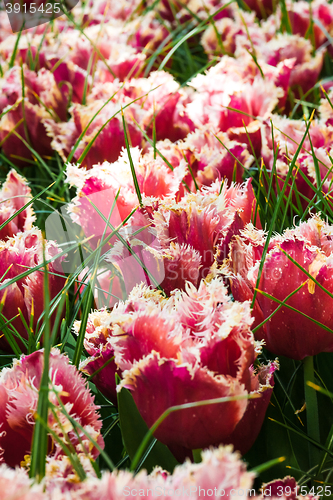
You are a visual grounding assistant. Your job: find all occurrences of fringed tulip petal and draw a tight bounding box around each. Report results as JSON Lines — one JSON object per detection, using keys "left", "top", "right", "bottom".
{"left": 225, "top": 216, "right": 333, "bottom": 359}
{"left": 0, "top": 349, "right": 104, "bottom": 468}
{"left": 121, "top": 353, "right": 248, "bottom": 450}
{"left": 0, "top": 228, "right": 66, "bottom": 352}
{"left": 0, "top": 170, "right": 35, "bottom": 240}
{"left": 81, "top": 277, "right": 275, "bottom": 455}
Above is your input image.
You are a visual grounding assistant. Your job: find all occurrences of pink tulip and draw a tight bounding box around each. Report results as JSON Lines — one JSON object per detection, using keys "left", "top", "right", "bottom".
{"left": 144, "top": 0, "right": 234, "bottom": 23}
{"left": 47, "top": 71, "right": 194, "bottom": 165}
{"left": 0, "top": 228, "right": 66, "bottom": 351}
{"left": 320, "top": 89, "right": 333, "bottom": 126}
{"left": 238, "top": 34, "right": 324, "bottom": 96}
{"left": 225, "top": 216, "right": 333, "bottom": 359}
{"left": 202, "top": 11, "right": 262, "bottom": 56}
{"left": 261, "top": 116, "right": 333, "bottom": 207}
{"left": 82, "top": 277, "right": 276, "bottom": 456}
{"left": 85, "top": 176, "right": 259, "bottom": 311}
{"left": 0, "top": 349, "right": 104, "bottom": 468}
{"left": 80, "top": 0, "right": 143, "bottom": 23}
{"left": 120, "top": 71, "right": 195, "bottom": 143}
{"left": 261, "top": 477, "right": 301, "bottom": 499}
{"left": 70, "top": 175, "right": 259, "bottom": 312}
{"left": 0, "top": 170, "right": 35, "bottom": 241}
{"left": 241, "top": 0, "right": 274, "bottom": 17}
{"left": 78, "top": 308, "right": 121, "bottom": 404}
{"left": 286, "top": 0, "right": 333, "bottom": 50}
{"left": 0, "top": 66, "right": 66, "bottom": 165}
{"left": 129, "top": 11, "right": 170, "bottom": 56}
{"left": 0, "top": 465, "right": 45, "bottom": 500}
{"left": 119, "top": 282, "right": 276, "bottom": 455}
{"left": 52, "top": 445, "right": 254, "bottom": 499}
{"left": 179, "top": 126, "right": 254, "bottom": 188}
{"left": 146, "top": 178, "right": 260, "bottom": 280}
{"left": 66, "top": 147, "right": 186, "bottom": 251}
{"left": 95, "top": 49, "right": 146, "bottom": 83}
{"left": 261, "top": 475, "right": 320, "bottom": 500}
{"left": 186, "top": 66, "right": 283, "bottom": 155}
{"left": 45, "top": 59, "right": 88, "bottom": 105}
{"left": 202, "top": 15, "right": 324, "bottom": 98}
{"left": 46, "top": 99, "right": 142, "bottom": 169}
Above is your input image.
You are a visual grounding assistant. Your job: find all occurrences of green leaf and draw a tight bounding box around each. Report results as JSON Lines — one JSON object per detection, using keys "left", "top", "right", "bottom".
{"left": 29, "top": 243, "right": 51, "bottom": 482}
{"left": 117, "top": 386, "right": 179, "bottom": 474}
{"left": 250, "top": 456, "right": 286, "bottom": 474}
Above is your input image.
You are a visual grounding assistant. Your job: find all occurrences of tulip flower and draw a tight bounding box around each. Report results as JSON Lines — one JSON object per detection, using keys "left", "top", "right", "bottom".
{"left": 94, "top": 46, "right": 146, "bottom": 82}
{"left": 49, "top": 445, "right": 254, "bottom": 498}
{"left": 0, "top": 349, "right": 104, "bottom": 469}
{"left": 46, "top": 99, "right": 142, "bottom": 169}
{"left": 0, "top": 170, "right": 35, "bottom": 241}
{"left": 78, "top": 308, "right": 121, "bottom": 405}
{"left": 45, "top": 59, "right": 88, "bottom": 106}
{"left": 320, "top": 88, "right": 333, "bottom": 126}
{"left": 105, "top": 177, "right": 258, "bottom": 304}
{"left": 85, "top": 71, "right": 193, "bottom": 140}
{"left": 0, "top": 27, "right": 88, "bottom": 103}
{"left": 228, "top": 0, "right": 333, "bottom": 51}
{"left": 44, "top": 454, "right": 99, "bottom": 493}
{"left": 261, "top": 115, "right": 333, "bottom": 209}
{"left": 119, "top": 71, "right": 195, "bottom": 143}
{"left": 67, "top": 174, "right": 259, "bottom": 310}
{"left": 128, "top": 11, "right": 170, "bottom": 56}
{"left": 0, "top": 465, "right": 45, "bottom": 500}
{"left": 65, "top": 146, "right": 187, "bottom": 255}
{"left": 0, "top": 66, "right": 66, "bottom": 164}
{"left": 286, "top": 0, "right": 333, "bottom": 51}
{"left": 145, "top": 0, "right": 234, "bottom": 23}
{"left": 241, "top": 0, "right": 274, "bottom": 17}
{"left": 45, "top": 443, "right": 317, "bottom": 500}
{"left": 81, "top": 278, "right": 276, "bottom": 456}
{"left": 37, "top": 13, "right": 168, "bottom": 93}
{"left": 46, "top": 71, "right": 194, "bottom": 167}
{"left": 186, "top": 65, "right": 283, "bottom": 155}
{"left": 143, "top": 177, "right": 260, "bottom": 281}
{"left": 140, "top": 128, "right": 253, "bottom": 195}
{"left": 261, "top": 477, "right": 302, "bottom": 499}
{"left": 179, "top": 126, "right": 254, "bottom": 188}
{"left": 0, "top": 228, "right": 66, "bottom": 352}
{"left": 235, "top": 34, "right": 324, "bottom": 96}
{"left": 224, "top": 216, "right": 333, "bottom": 359}
{"left": 202, "top": 16, "right": 324, "bottom": 98}
{"left": 201, "top": 10, "right": 263, "bottom": 57}
{"left": 79, "top": 0, "right": 143, "bottom": 23}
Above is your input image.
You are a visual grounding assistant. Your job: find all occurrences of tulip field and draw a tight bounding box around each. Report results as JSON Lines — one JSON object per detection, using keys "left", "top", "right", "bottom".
{"left": 2, "top": 0, "right": 333, "bottom": 497}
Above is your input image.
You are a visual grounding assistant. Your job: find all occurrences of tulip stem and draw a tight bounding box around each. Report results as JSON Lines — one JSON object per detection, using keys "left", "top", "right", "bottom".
{"left": 304, "top": 356, "right": 321, "bottom": 472}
